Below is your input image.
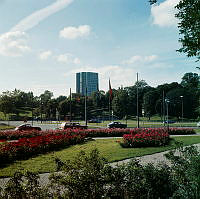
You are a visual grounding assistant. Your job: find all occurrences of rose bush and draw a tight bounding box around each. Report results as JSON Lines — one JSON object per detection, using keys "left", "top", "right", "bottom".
{"left": 0, "top": 131, "right": 86, "bottom": 166}
{"left": 122, "top": 128, "right": 170, "bottom": 147}
{"left": 0, "top": 127, "right": 195, "bottom": 141}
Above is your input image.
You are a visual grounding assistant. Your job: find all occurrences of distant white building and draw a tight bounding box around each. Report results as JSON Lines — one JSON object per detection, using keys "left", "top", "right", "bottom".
{"left": 76, "top": 72, "right": 99, "bottom": 96}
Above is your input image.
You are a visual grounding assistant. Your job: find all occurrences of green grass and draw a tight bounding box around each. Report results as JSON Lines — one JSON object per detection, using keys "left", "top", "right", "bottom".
{"left": 1, "top": 135, "right": 200, "bottom": 177}
{"left": 0, "top": 125, "right": 15, "bottom": 130}
{"left": 86, "top": 120, "right": 198, "bottom": 128}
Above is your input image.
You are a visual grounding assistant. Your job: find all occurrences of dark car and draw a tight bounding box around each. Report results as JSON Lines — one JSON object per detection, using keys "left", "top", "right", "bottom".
{"left": 107, "top": 121, "right": 127, "bottom": 129}
{"left": 88, "top": 119, "right": 101, "bottom": 123}
{"left": 15, "top": 124, "right": 41, "bottom": 131}
{"left": 60, "top": 122, "right": 88, "bottom": 130}
{"left": 163, "top": 120, "right": 176, "bottom": 124}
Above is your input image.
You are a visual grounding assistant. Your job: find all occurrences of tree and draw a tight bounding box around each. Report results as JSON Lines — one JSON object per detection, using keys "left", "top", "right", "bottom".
{"left": 150, "top": 0, "right": 200, "bottom": 61}
{"left": 143, "top": 89, "right": 159, "bottom": 120}
{"left": 112, "top": 88, "right": 129, "bottom": 119}
{"left": 175, "top": 0, "right": 200, "bottom": 61}
{"left": 181, "top": 72, "right": 200, "bottom": 88}
{"left": 0, "top": 95, "right": 16, "bottom": 119}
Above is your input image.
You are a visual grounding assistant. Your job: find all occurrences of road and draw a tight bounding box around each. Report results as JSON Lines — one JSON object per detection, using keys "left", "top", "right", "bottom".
{"left": 0, "top": 121, "right": 59, "bottom": 131}
{"left": 0, "top": 121, "right": 198, "bottom": 131}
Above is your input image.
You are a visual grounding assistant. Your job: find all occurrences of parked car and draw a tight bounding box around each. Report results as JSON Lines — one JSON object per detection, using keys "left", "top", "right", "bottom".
{"left": 60, "top": 122, "right": 88, "bottom": 130}
{"left": 107, "top": 121, "right": 127, "bottom": 129}
{"left": 15, "top": 124, "right": 41, "bottom": 131}
{"left": 197, "top": 122, "right": 200, "bottom": 127}
{"left": 88, "top": 119, "right": 101, "bottom": 123}
{"left": 163, "top": 120, "right": 176, "bottom": 124}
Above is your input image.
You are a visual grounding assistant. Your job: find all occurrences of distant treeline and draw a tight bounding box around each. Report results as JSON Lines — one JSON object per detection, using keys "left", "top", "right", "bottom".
{"left": 0, "top": 72, "right": 199, "bottom": 121}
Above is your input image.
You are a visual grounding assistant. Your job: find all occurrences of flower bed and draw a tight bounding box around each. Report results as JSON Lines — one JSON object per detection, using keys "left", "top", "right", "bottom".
{"left": 122, "top": 128, "right": 169, "bottom": 147}
{"left": 0, "top": 127, "right": 196, "bottom": 141}
{"left": 0, "top": 131, "right": 86, "bottom": 166}
{"left": 0, "top": 128, "right": 136, "bottom": 140}
{"left": 168, "top": 128, "right": 195, "bottom": 135}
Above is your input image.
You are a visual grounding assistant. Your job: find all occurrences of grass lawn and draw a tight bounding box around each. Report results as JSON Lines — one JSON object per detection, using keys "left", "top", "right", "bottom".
{"left": 83, "top": 120, "right": 198, "bottom": 128}
{"left": 0, "top": 125, "right": 15, "bottom": 130}
{"left": 1, "top": 135, "right": 200, "bottom": 177}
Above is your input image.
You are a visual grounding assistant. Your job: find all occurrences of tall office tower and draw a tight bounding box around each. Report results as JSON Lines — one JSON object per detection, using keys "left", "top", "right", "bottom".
{"left": 76, "top": 72, "right": 99, "bottom": 96}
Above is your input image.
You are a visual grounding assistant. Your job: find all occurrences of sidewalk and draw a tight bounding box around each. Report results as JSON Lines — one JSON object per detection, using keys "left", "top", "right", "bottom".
{"left": 1, "top": 142, "right": 200, "bottom": 189}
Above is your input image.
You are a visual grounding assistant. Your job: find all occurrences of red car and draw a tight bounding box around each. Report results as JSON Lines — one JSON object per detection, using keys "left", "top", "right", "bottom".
{"left": 15, "top": 124, "right": 42, "bottom": 131}
{"left": 60, "top": 122, "right": 88, "bottom": 130}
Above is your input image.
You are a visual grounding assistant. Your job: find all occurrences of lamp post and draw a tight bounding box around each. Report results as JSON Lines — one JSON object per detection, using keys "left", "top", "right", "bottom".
{"left": 165, "top": 98, "right": 169, "bottom": 131}
{"left": 136, "top": 73, "right": 139, "bottom": 128}
{"left": 180, "top": 96, "right": 183, "bottom": 125}
{"left": 85, "top": 87, "right": 87, "bottom": 126}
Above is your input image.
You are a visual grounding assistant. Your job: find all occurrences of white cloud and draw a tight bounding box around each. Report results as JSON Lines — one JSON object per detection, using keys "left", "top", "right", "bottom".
{"left": 123, "top": 55, "right": 158, "bottom": 65}
{"left": 0, "top": 0, "right": 74, "bottom": 57}
{"left": 151, "top": 0, "right": 179, "bottom": 27}
{"left": 11, "top": 0, "right": 74, "bottom": 32}
{"left": 64, "top": 65, "right": 136, "bottom": 91}
{"left": 39, "top": 50, "right": 52, "bottom": 60}
{"left": 0, "top": 31, "right": 30, "bottom": 57}
{"left": 56, "top": 53, "right": 81, "bottom": 64}
{"left": 59, "top": 25, "right": 91, "bottom": 39}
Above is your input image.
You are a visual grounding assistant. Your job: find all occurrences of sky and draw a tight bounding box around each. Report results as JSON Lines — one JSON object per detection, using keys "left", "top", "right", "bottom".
{"left": 0, "top": 0, "right": 199, "bottom": 97}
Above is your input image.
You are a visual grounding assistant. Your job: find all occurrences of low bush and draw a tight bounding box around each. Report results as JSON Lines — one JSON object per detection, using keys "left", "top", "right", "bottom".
{"left": 122, "top": 128, "right": 170, "bottom": 147}
{"left": 4, "top": 144, "right": 200, "bottom": 199}
{"left": 168, "top": 127, "right": 195, "bottom": 135}
{"left": 0, "top": 131, "right": 86, "bottom": 166}
{"left": 0, "top": 127, "right": 196, "bottom": 141}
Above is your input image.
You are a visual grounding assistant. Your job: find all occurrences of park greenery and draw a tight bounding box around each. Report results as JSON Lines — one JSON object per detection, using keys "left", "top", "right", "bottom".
{"left": 1, "top": 143, "right": 200, "bottom": 198}
{"left": 0, "top": 72, "right": 199, "bottom": 122}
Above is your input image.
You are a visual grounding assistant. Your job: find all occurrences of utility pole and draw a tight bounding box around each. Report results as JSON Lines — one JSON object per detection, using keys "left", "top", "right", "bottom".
{"left": 85, "top": 87, "right": 87, "bottom": 126}
{"left": 31, "top": 94, "right": 33, "bottom": 126}
{"left": 69, "top": 88, "right": 72, "bottom": 122}
{"left": 180, "top": 96, "right": 183, "bottom": 125}
{"left": 136, "top": 73, "right": 139, "bottom": 128}
{"left": 163, "top": 90, "right": 165, "bottom": 127}
{"left": 165, "top": 98, "right": 169, "bottom": 132}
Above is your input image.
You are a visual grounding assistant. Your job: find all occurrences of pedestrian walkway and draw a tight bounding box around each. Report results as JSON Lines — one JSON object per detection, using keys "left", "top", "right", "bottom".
{"left": 1, "top": 142, "right": 200, "bottom": 189}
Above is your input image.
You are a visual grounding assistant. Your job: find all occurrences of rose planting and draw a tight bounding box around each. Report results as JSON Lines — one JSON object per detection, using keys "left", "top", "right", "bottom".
{"left": 122, "top": 128, "right": 169, "bottom": 147}
{"left": 168, "top": 128, "right": 195, "bottom": 135}
{"left": 0, "top": 131, "right": 86, "bottom": 166}
{"left": 0, "top": 127, "right": 195, "bottom": 141}
{"left": 0, "top": 128, "right": 136, "bottom": 141}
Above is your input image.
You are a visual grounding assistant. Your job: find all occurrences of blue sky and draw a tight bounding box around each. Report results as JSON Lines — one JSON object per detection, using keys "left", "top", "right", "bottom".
{"left": 0, "top": 0, "right": 199, "bottom": 97}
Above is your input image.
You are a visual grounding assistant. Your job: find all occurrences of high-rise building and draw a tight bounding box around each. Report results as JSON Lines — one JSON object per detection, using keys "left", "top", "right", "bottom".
{"left": 76, "top": 72, "right": 99, "bottom": 96}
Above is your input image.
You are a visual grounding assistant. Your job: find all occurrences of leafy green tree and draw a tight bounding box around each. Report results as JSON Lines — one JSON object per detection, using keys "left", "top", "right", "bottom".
{"left": 175, "top": 0, "right": 200, "bottom": 61}
{"left": 181, "top": 72, "right": 200, "bottom": 88}
{"left": 0, "top": 95, "right": 16, "bottom": 119}
{"left": 150, "top": 0, "right": 200, "bottom": 61}
{"left": 112, "top": 88, "right": 129, "bottom": 119}
{"left": 143, "top": 89, "right": 159, "bottom": 120}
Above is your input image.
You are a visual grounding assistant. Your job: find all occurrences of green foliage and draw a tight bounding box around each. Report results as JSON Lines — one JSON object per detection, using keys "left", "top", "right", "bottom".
{"left": 165, "top": 144, "right": 200, "bottom": 198}
{"left": 49, "top": 149, "right": 107, "bottom": 199}
{"left": 175, "top": 0, "right": 200, "bottom": 61}
{"left": 0, "top": 171, "right": 48, "bottom": 199}
{"left": 2, "top": 144, "right": 200, "bottom": 198}
{"left": 149, "top": 0, "right": 200, "bottom": 61}
{"left": 181, "top": 73, "right": 200, "bottom": 89}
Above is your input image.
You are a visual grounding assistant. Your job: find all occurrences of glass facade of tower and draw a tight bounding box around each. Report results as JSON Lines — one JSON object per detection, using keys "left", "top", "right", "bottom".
{"left": 76, "top": 72, "right": 99, "bottom": 96}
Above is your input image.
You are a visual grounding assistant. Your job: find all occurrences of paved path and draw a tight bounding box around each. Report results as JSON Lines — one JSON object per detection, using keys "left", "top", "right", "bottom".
{"left": 1, "top": 143, "right": 200, "bottom": 189}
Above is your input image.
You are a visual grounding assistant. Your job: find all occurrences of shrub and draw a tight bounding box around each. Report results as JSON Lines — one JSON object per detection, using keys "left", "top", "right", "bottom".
{"left": 168, "top": 128, "right": 195, "bottom": 135}
{"left": 122, "top": 128, "right": 170, "bottom": 147}
{"left": 0, "top": 127, "right": 195, "bottom": 141}
{"left": 1, "top": 145, "right": 200, "bottom": 198}
{"left": 0, "top": 131, "right": 86, "bottom": 166}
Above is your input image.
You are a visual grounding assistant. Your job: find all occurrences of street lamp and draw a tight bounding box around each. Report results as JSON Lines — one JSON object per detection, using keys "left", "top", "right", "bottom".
{"left": 165, "top": 98, "right": 170, "bottom": 131}
{"left": 180, "top": 96, "right": 183, "bottom": 125}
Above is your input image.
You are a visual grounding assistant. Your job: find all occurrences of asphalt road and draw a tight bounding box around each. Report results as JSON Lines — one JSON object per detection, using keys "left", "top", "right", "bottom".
{"left": 0, "top": 121, "right": 199, "bottom": 131}
{"left": 0, "top": 121, "right": 59, "bottom": 131}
